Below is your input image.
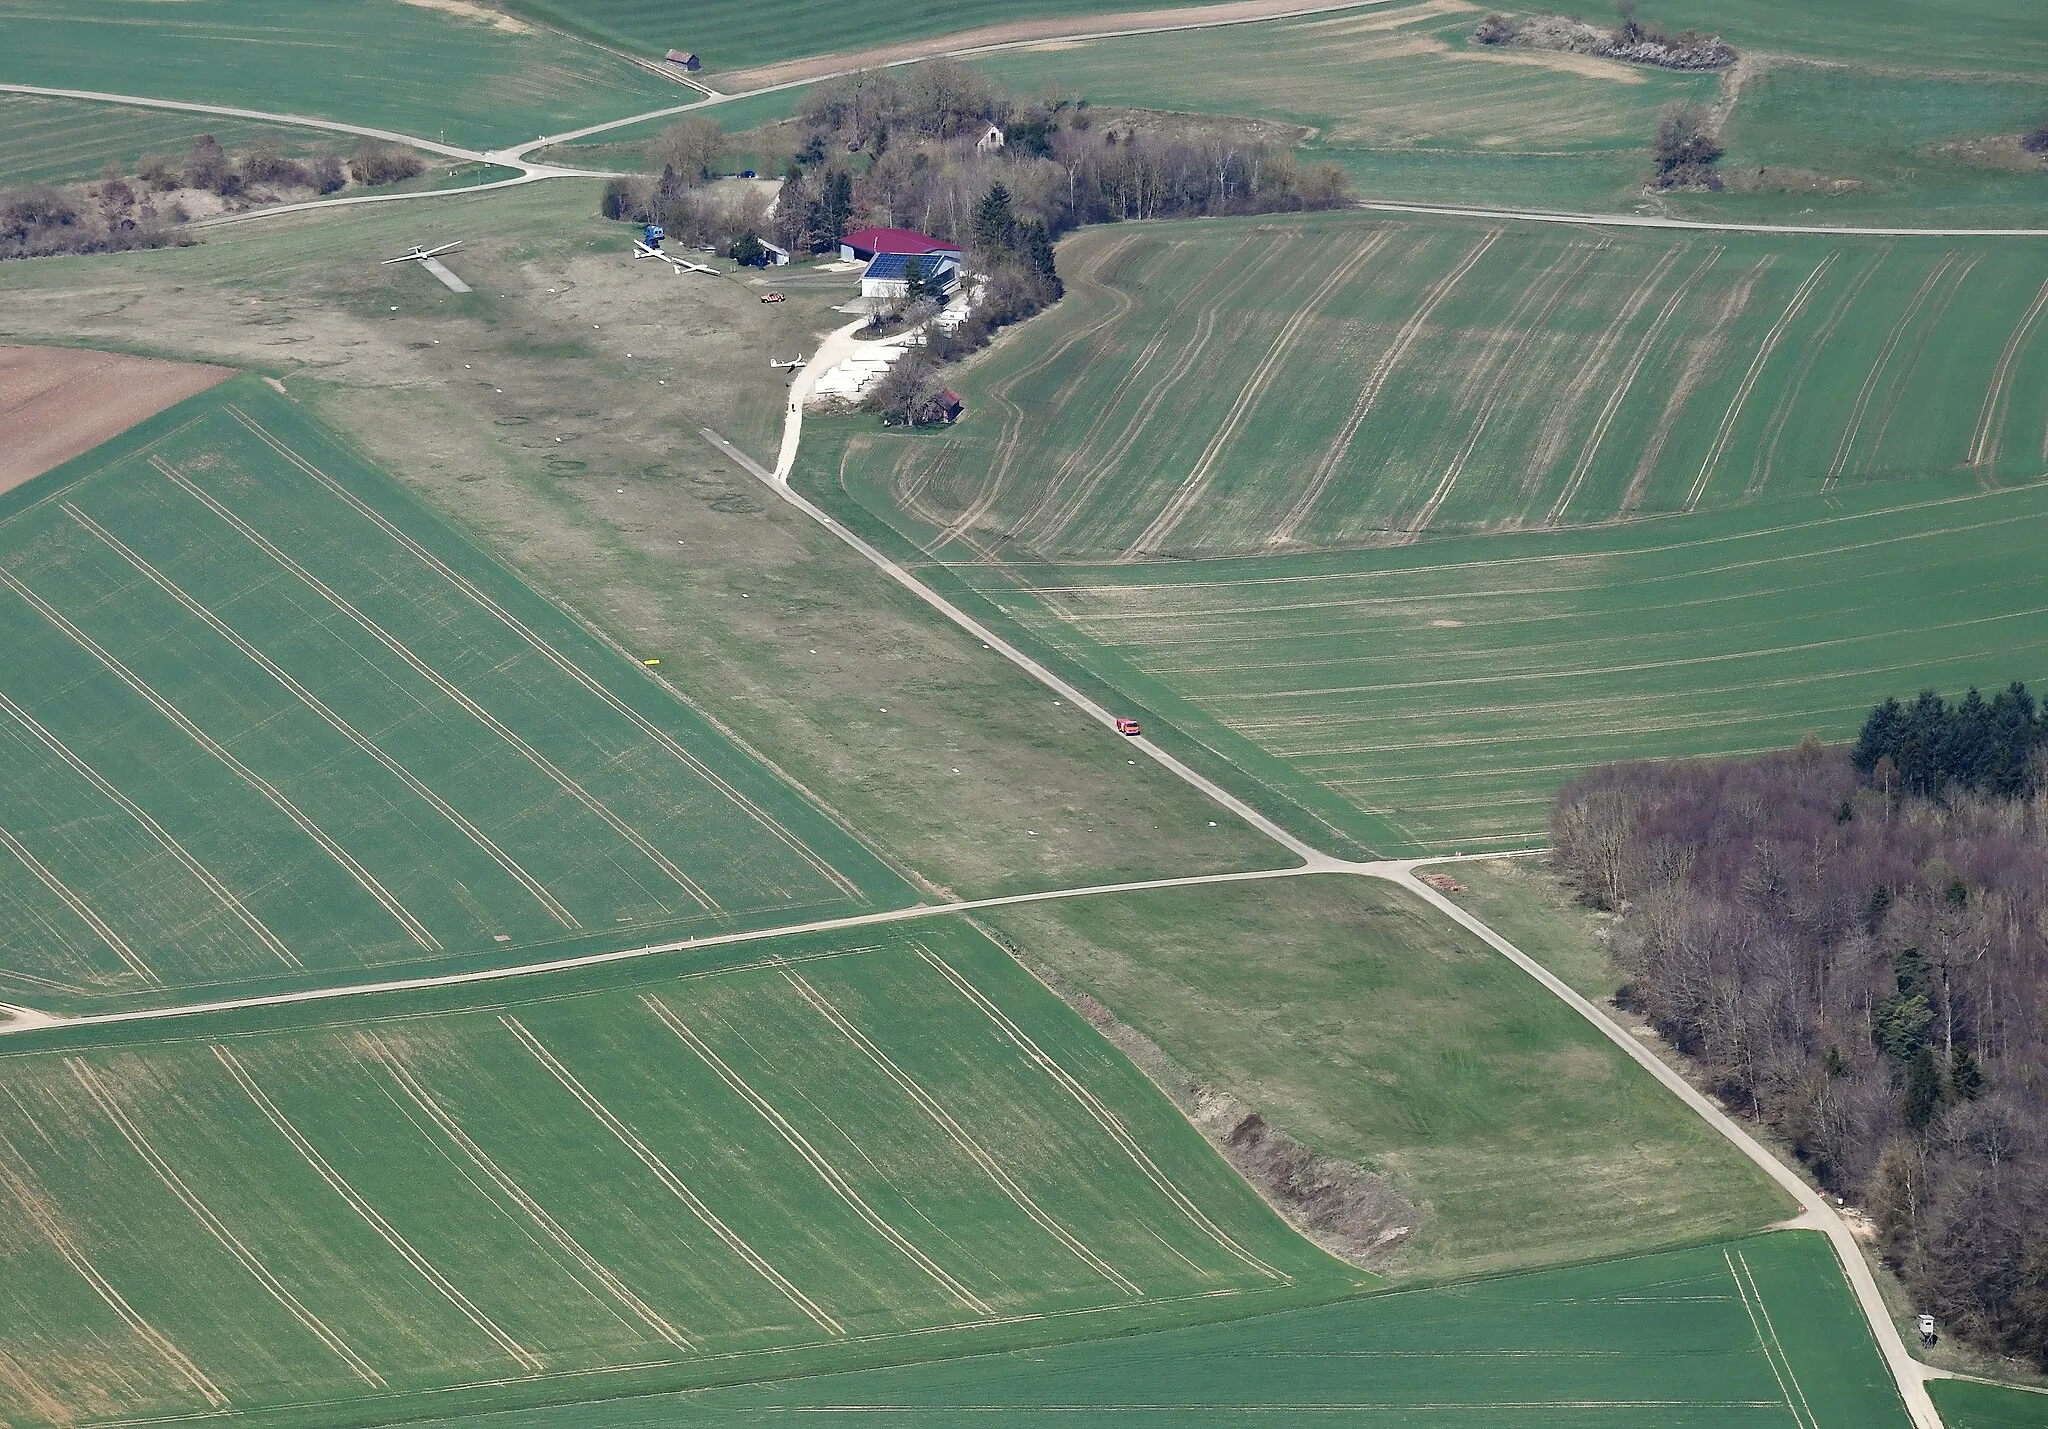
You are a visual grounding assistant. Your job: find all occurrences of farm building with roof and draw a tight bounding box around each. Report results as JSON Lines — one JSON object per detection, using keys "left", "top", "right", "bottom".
{"left": 839, "top": 227, "right": 962, "bottom": 263}
{"left": 665, "top": 49, "right": 700, "bottom": 69}
{"left": 860, "top": 251, "right": 960, "bottom": 303}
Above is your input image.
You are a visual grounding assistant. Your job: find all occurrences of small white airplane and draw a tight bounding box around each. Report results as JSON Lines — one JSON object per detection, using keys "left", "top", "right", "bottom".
{"left": 632, "top": 239, "right": 715, "bottom": 274}
{"left": 770, "top": 355, "right": 806, "bottom": 370}
{"left": 382, "top": 241, "right": 470, "bottom": 292}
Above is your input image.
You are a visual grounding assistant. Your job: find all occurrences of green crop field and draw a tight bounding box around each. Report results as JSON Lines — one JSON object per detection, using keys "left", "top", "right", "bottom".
{"left": 823, "top": 215, "right": 2048, "bottom": 561}
{"left": 0, "top": 0, "right": 691, "bottom": 151}
{"left": 0, "top": 919, "right": 1348, "bottom": 1428}
{"left": 1933, "top": 1381, "right": 2048, "bottom": 1428}
{"left": 0, "top": 378, "right": 906, "bottom": 1012}
{"left": 500, "top": 0, "right": 1234, "bottom": 73}
{"left": 818, "top": 471, "right": 2048, "bottom": 855}
{"left": 437, "top": 1233, "right": 1910, "bottom": 1427}
{"left": 0, "top": 96, "right": 344, "bottom": 188}
{"left": 982, "top": 874, "right": 1791, "bottom": 1280}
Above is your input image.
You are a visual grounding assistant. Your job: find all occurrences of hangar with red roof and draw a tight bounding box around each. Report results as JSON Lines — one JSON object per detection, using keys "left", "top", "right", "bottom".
{"left": 837, "top": 227, "right": 964, "bottom": 263}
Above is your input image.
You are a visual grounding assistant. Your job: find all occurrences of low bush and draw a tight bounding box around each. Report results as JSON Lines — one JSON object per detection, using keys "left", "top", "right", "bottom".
{"left": 349, "top": 143, "right": 426, "bottom": 187}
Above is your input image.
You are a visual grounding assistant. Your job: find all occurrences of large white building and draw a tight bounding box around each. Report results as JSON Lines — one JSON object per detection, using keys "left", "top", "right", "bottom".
{"left": 860, "top": 251, "right": 961, "bottom": 303}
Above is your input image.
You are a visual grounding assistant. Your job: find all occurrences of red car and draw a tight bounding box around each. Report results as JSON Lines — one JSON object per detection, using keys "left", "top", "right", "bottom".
{"left": 760, "top": 292, "right": 785, "bottom": 303}
{"left": 1114, "top": 718, "right": 1141, "bottom": 737}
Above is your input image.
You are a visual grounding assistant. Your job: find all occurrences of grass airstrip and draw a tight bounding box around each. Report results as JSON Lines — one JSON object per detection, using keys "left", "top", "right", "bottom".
{"left": 0, "top": 378, "right": 905, "bottom": 1012}
{"left": 808, "top": 211, "right": 2048, "bottom": 854}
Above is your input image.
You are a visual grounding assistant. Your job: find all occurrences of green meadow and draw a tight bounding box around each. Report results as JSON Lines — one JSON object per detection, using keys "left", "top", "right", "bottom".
{"left": 0, "top": 920, "right": 1348, "bottom": 1427}
{"left": 983, "top": 874, "right": 1790, "bottom": 1280}
{"left": 1933, "top": 1381, "right": 2048, "bottom": 1429}
{"left": 439, "top": 1233, "right": 1910, "bottom": 1427}
{"left": 0, "top": 378, "right": 906, "bottom": 1012}
{"left": 0, "top": 0, "right": 689, "bottom": 150}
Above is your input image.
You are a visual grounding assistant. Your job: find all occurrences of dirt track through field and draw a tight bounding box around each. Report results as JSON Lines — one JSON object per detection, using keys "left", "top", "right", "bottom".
{"left": 0, "top": 347, "right": 229, "bottom": 495}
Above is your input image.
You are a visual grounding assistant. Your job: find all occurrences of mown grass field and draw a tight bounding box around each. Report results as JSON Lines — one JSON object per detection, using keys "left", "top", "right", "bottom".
{"left": 0, "top": 0, "right": 690, "bottom": 150}
{"left": 0, "top": 377, "right": 907, "bottom": 1011}
{"left": 983, "top": 875, "right": 1791, "bottom": 1279}
{"left": 450, "top": 1233, "right": 1909, "bottom": 1427}
{"left": 828, "top": 215, "right": 2048, "bottom": 561}
{"left": 0, "top": 919, "right": 1348, "bottom": 1427}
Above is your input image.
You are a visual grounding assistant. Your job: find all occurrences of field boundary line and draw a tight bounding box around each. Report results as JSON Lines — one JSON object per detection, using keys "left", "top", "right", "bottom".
{"left": 1735, "top": 1248, "right": 1819, "bottom": 1429}
{"left": 1750, "top": 246, "right": 1886, "bottom": 494}
{"left": 0, "top": 687, "right": 294, "bottom": 968}
{"left": 355, "top": 1030, "right": 694, "bottom": 1353}
{"left": 1402, "top": 868, "right": 1939, "bottom": 1429}
{"left": 1274, "top": 229, "right": 1499, "bottom": 546}
{"left": 0, "top": 561, "right": 430, "bottom": 953}
{"left": 1726, "top": 1247, "right": 1816, "bottom": 1429}
{"left": 63, "top": 503, "right": 580, "bottom": 930}
{"left": 1407, "top": 238, "right": 1605, "bottom": 537}
{"left": 0, "top": 824, "right": 154, "bottom": 984}
{"left": 2, "top": 867, "right": 1329, "bottom": 1034}
{"left": 1019, "top": 235, "right": 1268, "bottom": 551}
{"left": 913, "top": 943, "right": 1285, "bottom": 1282}
{"left": 1967, "top": 274, "right": 2048, "bottom": 480}
{"left": 65, "top": 1058, "right": 385, "bottom": 1386}
{"left": 642, "top": 994, "right": 994, "bottom": 1318}
{"left": 221, "top": 407, "right": 862, "bottom": 902}
{"left": 499, "top": 1014, "right": 845, "bottom": 1336}
{"left": 944, "top": 233, "right": 1155, "bottom": 553}
{"left": 779, "top": 964, "right": 1142, "bottom": 1296}
{"left": 1042, "top": 233, "right": 1294, "bottom": 561}
{"left": 1825, "top": 251, "right": 1956, "bottom": 489}
{"left": 213, "top": 1043, "right": 543, "bottom": 1370}
{"left": 1862, "top": 256, "right": 1979, "bottom": 481}
{"left": 1132, "top": 232, "right": 1390, "bottom": 556}
{"left": 1688, "top": 252, "right": 1836, "bottom": 510}
{"left": 0, "top": 1126, "right": 229, "bottom": 1408}
{"left": 151, "top": 455, "right": 718, "bottom": 915}
{"left": 1546, "top": 247, "right": 1720, "bottom": 526}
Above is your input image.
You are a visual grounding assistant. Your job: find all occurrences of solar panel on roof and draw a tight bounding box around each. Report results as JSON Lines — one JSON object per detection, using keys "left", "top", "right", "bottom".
{"left": 863, "top": 252, "right": 959, "bottom": 281}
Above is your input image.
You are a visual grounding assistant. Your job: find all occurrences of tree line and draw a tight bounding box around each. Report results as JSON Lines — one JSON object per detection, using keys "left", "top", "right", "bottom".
{"left": 3, "top": 133, "right": 422, "bottom": 260}
{"left": 1551, "top": 685, "right": 2048, "bottom": 1368}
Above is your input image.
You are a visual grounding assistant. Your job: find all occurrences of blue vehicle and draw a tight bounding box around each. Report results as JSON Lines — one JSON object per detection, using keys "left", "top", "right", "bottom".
{"left": 642, "top": 223, "right": 665, "bottom": 249}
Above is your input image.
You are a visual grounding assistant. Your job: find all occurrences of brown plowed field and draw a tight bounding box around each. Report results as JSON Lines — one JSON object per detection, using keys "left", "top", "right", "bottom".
{"left": 0, "top": 345, "right": 232, "bottom": 495}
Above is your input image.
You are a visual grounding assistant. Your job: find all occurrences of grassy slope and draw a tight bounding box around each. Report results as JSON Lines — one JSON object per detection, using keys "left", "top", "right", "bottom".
{"left": 806, "top": 211, "right": 2048, "bottom": 854}
{"left": 820, "top": 215, "right": 2048, "bottom": 558}
{"left": 1455, "top": 857, "right": 1622, "bottom": 1002}
{"left": 0, "top": 378, "right": 907, "bottom": 1011}
{"left": 433, "top": 1233, "right": 1908, "bottom": 1427}
{"left": 981, "top": 875, "right": 1791, "bottom": 1280}
{"left": 0, "top": 919, "right": 1350, "bottom": 1429}
{"left": 0, "top": 0, "right": 689, "bottom": 150}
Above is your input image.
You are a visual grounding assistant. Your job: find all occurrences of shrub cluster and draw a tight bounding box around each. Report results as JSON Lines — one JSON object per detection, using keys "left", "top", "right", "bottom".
{"left": 1652, "top": 101, "right": 1725, "bottom": 188}
{"left": 2023, "top": 124, "right": 2048, "bottom": 155}
{"left": 1551, "top": 686, "right": 2048, "bottom": 1367}
{"left": 0, "top": 180, "right": 181, "bottom": 260}
{"left": 1474, "top": 7, "right": 1735, "bottom": 69}
{"left": 348, "top": 142, "right": 426, "bottom": 187}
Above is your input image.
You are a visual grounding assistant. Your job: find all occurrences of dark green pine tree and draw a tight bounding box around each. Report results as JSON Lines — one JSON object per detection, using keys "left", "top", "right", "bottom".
{"left": 1950, "top": 1044, "right": 1987, "bottom": 1101}
{"left": 1904, "top": 1044, "right": 1943, "bottom": 1130}
{"left": 972, "top": 181, "right": 1016, "bottom": 256}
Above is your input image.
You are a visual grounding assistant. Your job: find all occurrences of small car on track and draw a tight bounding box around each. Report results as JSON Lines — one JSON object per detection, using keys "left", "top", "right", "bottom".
{"left": 761, "top": 292, "right": 785, "bottom": 303}
{"left": 1115, "top": 717, "right": 1141, "bottom": 736}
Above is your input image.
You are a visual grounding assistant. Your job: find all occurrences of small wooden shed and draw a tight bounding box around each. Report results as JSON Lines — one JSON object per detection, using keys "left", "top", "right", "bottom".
{"left": 665, "top": 49, "right": 701, "bottom": 70}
